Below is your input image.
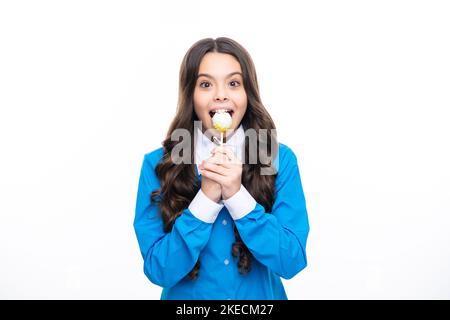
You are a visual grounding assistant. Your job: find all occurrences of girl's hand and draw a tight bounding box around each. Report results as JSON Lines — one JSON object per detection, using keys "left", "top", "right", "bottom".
{"left": 199, "top": 146, "right": 243, "bottom": 200}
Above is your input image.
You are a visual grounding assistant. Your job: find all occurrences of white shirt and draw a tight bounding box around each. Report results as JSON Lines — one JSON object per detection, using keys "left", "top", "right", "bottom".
{"left": 188, "top": 125, "right": 257, "bottom": 223}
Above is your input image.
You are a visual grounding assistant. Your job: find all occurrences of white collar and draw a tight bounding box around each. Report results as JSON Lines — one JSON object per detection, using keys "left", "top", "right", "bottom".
{"left": 194, "top": 125, "right": 245, "bottom": 172}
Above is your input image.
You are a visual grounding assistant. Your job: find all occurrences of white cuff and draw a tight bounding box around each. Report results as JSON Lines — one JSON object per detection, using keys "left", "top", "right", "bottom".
{"left": 188, "top": 189, "right": 224, "bottom": 223}
{"left": 223, "top": 185, "right": 257, "bottom": 220}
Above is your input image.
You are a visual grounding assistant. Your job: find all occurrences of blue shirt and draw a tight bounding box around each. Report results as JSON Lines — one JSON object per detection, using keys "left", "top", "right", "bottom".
{"left": 133, "top": 143, "right": 309, "bottom": 299}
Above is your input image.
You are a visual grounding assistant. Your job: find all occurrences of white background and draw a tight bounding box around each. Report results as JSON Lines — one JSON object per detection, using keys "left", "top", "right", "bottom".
{"left": 1, "top": 0, "right": 449, "bottom": 299}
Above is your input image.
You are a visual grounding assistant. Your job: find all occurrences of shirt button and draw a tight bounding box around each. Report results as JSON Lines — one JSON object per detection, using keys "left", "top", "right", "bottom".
{"left": 224, "top": 259, "right": 230, "bottom": 265}
{"left": 222, "top": 219, "right": 228, "bottom": 226}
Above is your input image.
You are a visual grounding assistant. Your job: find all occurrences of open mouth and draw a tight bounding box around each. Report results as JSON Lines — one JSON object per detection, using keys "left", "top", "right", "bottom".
{"left": 209, "top": 109, "right": 234, "bottom": 118}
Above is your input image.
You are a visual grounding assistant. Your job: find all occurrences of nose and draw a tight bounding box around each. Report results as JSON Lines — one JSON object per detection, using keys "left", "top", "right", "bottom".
{"left": 214, "top": 84, "right": 229, "bottom": 102}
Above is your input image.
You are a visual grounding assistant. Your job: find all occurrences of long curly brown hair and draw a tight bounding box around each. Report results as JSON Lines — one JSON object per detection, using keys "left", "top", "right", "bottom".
{"left": 151, "top": 37, "right": 278, "bottom": 280}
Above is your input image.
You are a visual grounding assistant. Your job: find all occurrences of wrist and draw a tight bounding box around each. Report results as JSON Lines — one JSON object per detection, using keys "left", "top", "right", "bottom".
{"left": 222, "top": 185, "right": 240, "bottom": 200}
{"left": 201, "top": 186, "right": 221, "bottom": 203}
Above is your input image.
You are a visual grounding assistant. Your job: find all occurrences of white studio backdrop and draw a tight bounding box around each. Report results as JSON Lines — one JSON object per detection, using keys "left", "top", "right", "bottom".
{"left": 0, "top": 0, "right": 449, "bottom": 299}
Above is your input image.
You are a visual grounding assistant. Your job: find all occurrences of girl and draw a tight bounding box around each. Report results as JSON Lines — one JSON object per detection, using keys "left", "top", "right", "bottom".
{"left": 134, "top": 37, "right": 309, "bottom": 300}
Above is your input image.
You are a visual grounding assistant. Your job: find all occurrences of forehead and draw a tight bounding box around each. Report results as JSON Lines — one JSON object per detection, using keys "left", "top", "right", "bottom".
{"left": 198, "top": 52, "right": 242, "bottom": 77}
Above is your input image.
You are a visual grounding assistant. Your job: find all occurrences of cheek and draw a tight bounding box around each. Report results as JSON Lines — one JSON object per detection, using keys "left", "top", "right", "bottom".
{"left": 233, "top": 90, "right": 247, "bottom": 111}
{"left": 193, "top": 91, "right": 208, "bottom": 114}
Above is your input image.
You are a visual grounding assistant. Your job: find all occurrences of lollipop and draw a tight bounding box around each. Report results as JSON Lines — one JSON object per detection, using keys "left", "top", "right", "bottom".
{"left": 212, "top": 110, "right": 232, "bottom": 145}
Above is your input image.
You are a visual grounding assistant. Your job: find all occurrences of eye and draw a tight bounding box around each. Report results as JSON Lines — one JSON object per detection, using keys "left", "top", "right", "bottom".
{"left": 229, "top": 80, "right": 241, "bottom": 87}
{"left": 199, "top": 81, "right": 211, "bottom": 88}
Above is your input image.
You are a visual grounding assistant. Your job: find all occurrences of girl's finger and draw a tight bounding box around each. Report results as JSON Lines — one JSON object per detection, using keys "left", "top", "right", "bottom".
{"left": 202, "top": 161, "right": 228, "bottom": 176}
{"left": 207, "top": 153, "right": 233, "bottom": 168}
{"left": 212, "top": 146, "right": 241, "bottom": 165}
{"left": 200, "top": 169, "right": 225, "bottom": 185}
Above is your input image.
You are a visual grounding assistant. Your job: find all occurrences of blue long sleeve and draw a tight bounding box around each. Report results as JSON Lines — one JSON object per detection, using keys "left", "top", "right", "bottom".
{"left": 234, "top": 146, "right": 310, "bottom": 279}
{"left": 133, "top": 150, "right": 214, "bottom": 288}
{"left": 133, "top": 144, "right": 309, "bottom": 299}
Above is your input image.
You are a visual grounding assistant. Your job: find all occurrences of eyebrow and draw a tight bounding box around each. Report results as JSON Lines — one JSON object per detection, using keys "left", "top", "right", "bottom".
{"left": 197, "top": 71, "right": 243, "bottom": 79}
